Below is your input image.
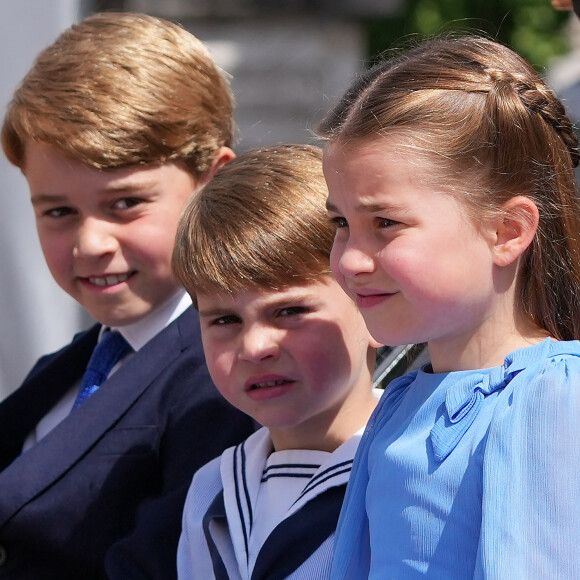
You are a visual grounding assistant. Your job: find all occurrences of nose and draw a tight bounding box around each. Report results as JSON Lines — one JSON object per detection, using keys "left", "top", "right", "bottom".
{"left": 238, "top": 323, "right": 281, "bottom": 364}
{"left": 73, "top": 218, "right": 119, "bottom": 260}
{"left": 331, "top": 236, "right": 376, "bottom": 279}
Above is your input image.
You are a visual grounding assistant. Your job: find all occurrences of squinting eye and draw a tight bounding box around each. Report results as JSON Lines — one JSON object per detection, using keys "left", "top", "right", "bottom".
{"left": 329, "top": 216, "right": 348, "bottom": 228}
{"left": 114, "top": 198, "right": 143, "bottom": 210}
{"left": 377, "top": 217, "right": 399, "bottom": 228}
{"left": 45, "top": 207, "right": 74, "bottom": 218}
{"left": 211, "top": 314, "right": 240, "bottom": 326}
{"left": 278, "top": 306, "right": 309, "bottom": 317}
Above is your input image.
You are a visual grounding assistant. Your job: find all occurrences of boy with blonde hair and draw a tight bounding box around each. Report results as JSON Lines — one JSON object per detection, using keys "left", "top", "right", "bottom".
{"left": 173, "top": 144, "right": 380, "bottom": 579}
{"left": 0, "top": 12, "right": 255, "bottom": 579}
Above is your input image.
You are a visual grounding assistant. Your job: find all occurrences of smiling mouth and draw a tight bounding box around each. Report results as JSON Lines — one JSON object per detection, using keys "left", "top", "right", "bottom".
{"left": 86, "top": 272, "right": 135, "bottom": 287}
{"left": 249, "top": 379, "right": 293, "bottom": 391}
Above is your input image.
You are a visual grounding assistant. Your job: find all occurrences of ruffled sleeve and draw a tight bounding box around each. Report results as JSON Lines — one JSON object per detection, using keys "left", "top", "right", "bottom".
{"left": 476, "top": 351, "right": 580, "bottom": 579}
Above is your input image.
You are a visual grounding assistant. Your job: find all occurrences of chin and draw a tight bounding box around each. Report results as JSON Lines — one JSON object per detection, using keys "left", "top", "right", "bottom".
{"left": 89, "top": 308, "right": 148, "bottom": 328}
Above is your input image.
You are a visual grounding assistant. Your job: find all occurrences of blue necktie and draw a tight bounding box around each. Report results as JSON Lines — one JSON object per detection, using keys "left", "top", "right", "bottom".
{"left": 73, "top": 330, "right": 131, "bottom": 409}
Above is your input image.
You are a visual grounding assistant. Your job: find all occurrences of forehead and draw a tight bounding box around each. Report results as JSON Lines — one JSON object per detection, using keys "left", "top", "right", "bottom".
{"left": 323, "top": 138, "right": 478, "bottom": 227}
{"left": 196, "top": 278, "right": 335, "bottom": 311}
{"left": 324, "top": 138, "right": 434, "bottom": 203}
{"left": 324, "top": 137, "right": 428, "bottom": 177}
{"left": 24, "top": 141, "right": 194, "bottom": 195}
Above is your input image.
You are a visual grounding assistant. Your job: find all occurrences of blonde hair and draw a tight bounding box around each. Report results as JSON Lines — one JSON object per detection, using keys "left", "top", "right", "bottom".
{"left": 2, "top": 12, "right": 233, "bottom": 177}
{"left": 318, "top": 35, "right": 580, "bottom": 341}
{"left": 173, "top": 144, "right": 334, "bottom": 298}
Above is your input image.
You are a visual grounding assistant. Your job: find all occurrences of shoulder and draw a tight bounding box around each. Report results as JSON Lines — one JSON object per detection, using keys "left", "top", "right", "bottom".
{"left": 184, "top": 455, "right": 224, "bottom": 517}
{"left": 479, "top": 342, "right": 580, "bottom": 576}
{"left": 178, "top": 455, "right": 225, "bottom": 579}
{"left": 25, "top": 324, "right": 101, "bottom": 379}
{"left": 489, "top": 340, "right": 580, "bottom": 447}
{"left": 504, "top": 340, "right": 580, "bottom": 409}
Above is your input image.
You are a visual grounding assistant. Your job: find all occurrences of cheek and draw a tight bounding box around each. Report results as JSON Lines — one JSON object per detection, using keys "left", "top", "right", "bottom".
{"left": 203, "top": 346, "right": 235, "bottom": 392}
{"left": 37, "top": 230, "right": 71, "bottom": 276}
{"left": 295, "top": 329, "right": 353, "bottom": 387}
{"left": 123, "top": 224, "right": 174, "bottom": 269}
{"left": 376, "top": 245, "right": 418, "bottom": 282}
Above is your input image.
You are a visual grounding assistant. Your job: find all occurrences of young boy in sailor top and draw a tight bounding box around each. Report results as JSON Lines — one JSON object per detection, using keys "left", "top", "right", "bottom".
{"left": 173, "top": 145, "right": 380, "bottom": 580}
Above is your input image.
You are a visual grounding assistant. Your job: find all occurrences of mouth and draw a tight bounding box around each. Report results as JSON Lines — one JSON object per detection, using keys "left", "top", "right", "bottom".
{"left": 83, "top": 272, "right": 136, "bottom": 287}
{"left": 355, "top": 290, "right": 396, "bottom": 308}
{"left": 247, "top": 379, "right": 293, "bottom": 391}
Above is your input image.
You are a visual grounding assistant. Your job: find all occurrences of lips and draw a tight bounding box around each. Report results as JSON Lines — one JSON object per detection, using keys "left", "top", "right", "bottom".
{"left": 84, "top": 272, "right": 135, "bottom": 287}
{"left": 244, "top": 375, "right": 295, "bottom": 392}
{"left": 248, "top": 379, "right": 293, "bottom": 391}
{"left": 244, "top": 376, "right": 296, "bottom": 401}
{"left": 353, "top": 289, "right": 396, "bottom": 309}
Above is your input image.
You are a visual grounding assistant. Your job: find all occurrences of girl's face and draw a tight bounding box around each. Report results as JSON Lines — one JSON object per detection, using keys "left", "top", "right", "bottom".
{"left": 324, "top": 139, "right": 501, "bottom": 362}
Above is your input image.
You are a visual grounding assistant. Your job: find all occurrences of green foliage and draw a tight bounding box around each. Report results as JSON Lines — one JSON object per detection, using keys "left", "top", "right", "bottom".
{"left": 368, "top": 0, "right": 571, "bottom": 71}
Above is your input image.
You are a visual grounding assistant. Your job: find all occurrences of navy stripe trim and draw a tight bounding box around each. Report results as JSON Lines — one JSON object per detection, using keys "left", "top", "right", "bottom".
{"left": 201, "top": 491, "right": 230, "bottom": 580}
{"left": 251, "top": 484, "right": 347, "bottom": 580}
{"left": 294, "top": 467, "right": 352, "bottom": 507}
{"left": 233, "top": 442, "right": 250, "bottom": 560}
{"left": 262, "top": 462, "right": 321, "bottom": 474}
{"left": 240, "top": 442, "right": 253, "bottom": 533}
{"left": 261, "top": 472, "right": 315, "bottom": 483}
{"left": 301, "top": 460, "right": 353, "bottom": 495}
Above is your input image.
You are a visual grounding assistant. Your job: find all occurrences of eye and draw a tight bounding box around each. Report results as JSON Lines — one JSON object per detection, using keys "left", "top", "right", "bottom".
{"left": 210, "top": 314, "right": 241, "bottom": 326}
{"left": 277, "top": 306, "right": 310, "bottom": 318}
{"left": 44, "top": 206, "right": 75, "bottom": 218}
{"left": 376, "top": 217, "right": 399, "bottom": 228}
{"left": 113, "top": 197, "right": 144, "bottom": 210}
{"left": 329, "top": 216, "right": 348, "bottom": 229}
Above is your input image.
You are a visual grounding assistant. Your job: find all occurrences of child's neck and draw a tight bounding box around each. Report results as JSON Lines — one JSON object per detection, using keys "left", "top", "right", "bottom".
{"left": 428, "top": 315, "right": 550, "bottom": 373}
{"left": 270, "top": 383, "right": 378, "bottom": 453}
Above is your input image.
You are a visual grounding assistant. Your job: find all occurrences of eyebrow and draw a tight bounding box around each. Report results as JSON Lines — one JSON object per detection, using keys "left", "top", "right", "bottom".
{"left": 30, "top": 193, "right": 68, "bottom": 206}
{"left": 326, "top": 199, "right": 397, "bottom": 214}
{"left": 30, "top": 182, "right": 153, "bottom": 206}
{"left": 198, "top": 306, "right": 232, "bottom": 318}
{"left": 101, "top": 181, "right": 154, "bottom": 194}
{"left": 198, "top": 289, "right": 318, "bottom": 317}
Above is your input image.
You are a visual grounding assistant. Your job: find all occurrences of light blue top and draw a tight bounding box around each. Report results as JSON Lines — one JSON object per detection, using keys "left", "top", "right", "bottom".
{"left": 330, "top": 339, "right": 580, "bottom": 579}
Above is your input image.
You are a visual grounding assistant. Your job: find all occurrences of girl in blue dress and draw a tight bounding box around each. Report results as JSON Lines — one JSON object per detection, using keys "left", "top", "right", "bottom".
{"left": 319, "top": 35, "right": 580, "bottom": 578}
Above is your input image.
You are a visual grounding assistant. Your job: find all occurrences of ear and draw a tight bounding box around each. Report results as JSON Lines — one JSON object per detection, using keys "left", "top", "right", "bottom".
{"left": 200, "top": 146, "right": 235, "bottom": 185}
{"left": 490, "top": 196, "right": 539, "bottom": 267}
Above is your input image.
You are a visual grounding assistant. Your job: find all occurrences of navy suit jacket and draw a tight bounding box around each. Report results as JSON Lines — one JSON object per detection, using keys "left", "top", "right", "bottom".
{"left": 0, "top": 307, "right": 257, "bottom": 579}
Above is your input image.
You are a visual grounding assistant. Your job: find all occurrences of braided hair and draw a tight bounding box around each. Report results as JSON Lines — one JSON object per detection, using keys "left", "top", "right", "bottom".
{"left": 318, "top": 34, "right": 580, "bottom": 341}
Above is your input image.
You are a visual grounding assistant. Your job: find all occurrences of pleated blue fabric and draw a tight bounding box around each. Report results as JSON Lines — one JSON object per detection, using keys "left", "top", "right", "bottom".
{"left": 331, "top": 338, "right": 580, "bottom": 579}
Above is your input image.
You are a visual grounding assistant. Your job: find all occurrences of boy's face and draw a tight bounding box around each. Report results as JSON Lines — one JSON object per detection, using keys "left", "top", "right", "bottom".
{"left": 24, "top": 142, "right": 197, "bottom": 326}
{"left": 197, "top": 277, "right": 377, "bottom": 451}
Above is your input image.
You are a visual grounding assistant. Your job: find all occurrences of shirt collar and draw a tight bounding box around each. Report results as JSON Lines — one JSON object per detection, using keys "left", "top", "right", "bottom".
{"left": 106, "top": 291, "right": 192, "bottom": 352}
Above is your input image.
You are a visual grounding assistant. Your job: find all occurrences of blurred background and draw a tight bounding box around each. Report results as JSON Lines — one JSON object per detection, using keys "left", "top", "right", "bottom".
{"left": 1, "top": 0, "right": 578, "bottom": 398}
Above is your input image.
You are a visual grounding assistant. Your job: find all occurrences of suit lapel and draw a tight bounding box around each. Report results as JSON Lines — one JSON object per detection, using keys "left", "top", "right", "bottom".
{"left": 0, "top": 325, "right": 99, "bottom": 470}
{"left": 0, "top": 308, "right": 198, "bottom": 527}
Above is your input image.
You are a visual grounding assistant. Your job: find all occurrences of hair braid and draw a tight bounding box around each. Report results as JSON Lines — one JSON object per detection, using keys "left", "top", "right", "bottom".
{"left": 319, "top": 34, "right": 580, "bottom": 340}
{"left": 486, "top": 67, "right": 579, "bottom": 168}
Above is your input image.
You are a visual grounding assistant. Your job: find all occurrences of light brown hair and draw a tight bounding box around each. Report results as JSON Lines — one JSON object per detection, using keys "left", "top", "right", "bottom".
{"left": 318, "top": 34, "right": 580, "bottom": 341}
{"left": 173, "top": 144, "right": 334, "bottom": 298}
{"left": 2, "top": 12, "right": 233, "bottom": 177}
